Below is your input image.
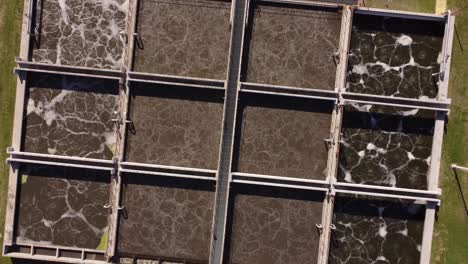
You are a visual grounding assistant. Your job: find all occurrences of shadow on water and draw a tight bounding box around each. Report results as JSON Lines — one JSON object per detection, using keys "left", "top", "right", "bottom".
{"left": 452, "top": 168, "right": 468, "bottom": 216}
{"left": 26, "top": 72, "right": 119, "bottom": 95}
{"left": 125, "top": 82, "right": 225, "bottom": 136}
{"left": 353, "top": 13, "right": 445, "bottom": 37}
{"left": 342, "top": 108, "right": 435, "bottom": 136}
{"left": 122, "top": 173, "right": 216, "bottom": 193}
{"left": 129, "top": 82, "right": 225, "bottom": 104}
{"left": 333, "top": 195, "right": 426, "bottom": 221}
{"left": 18, "top": 164, "right": 110, "bottom": 183}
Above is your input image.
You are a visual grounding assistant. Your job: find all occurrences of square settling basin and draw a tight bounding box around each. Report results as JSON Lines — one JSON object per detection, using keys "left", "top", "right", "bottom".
{"left": 347, "top": 14, "right": 445, "bottom": 98}
{"left": 242, "top": 2, "right": 342, "bottom": 90}
{"left": 133, "top": 0, "right": 232, "bottom": 79}
{"left": 22, "top": 73, "right": 119, "bottom": 160}
{"left": 15, "top": 165, "right": 110, "bottom": 250}
{"left": 124, "top": 82, "right": 224, "bottom": 169}
{"left": 224, "top": 184, "right": 325, "bottom": 264}
{"left": 233, "top": 93, "right": 334, "bottom": 180}
{"left": 338, "top": 104, "right": 435, "bottom": 189}
{"left": 329, "top": 195, "right": 426, "bottom": 264}
{"left": 117, "top": 174, "right": 215, "bottom": 262}
{"left": 32, "top": 0, "right": 128, "bottom": 69}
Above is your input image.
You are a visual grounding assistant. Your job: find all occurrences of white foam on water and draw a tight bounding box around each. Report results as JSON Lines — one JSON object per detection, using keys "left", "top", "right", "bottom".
{"left": 57, "top": 0, "right": 70, "bottom": 25}
{"left": 344, "top": 171, "right": 353, "bottom": 182}
{"left": 425, "top": 156, "right": 431, "bottom": 165}
{"left": 397, "top": 228, "right": 408, "bottom": 236}
{"left": 47, "top": 148, "right": 57, "bottom": 155}
{"left": 350, "top": 103, "right": 373, "bottom": 112}
{"left": 26, "top": 98, "right": 36, "bottom": 115}
{"left": 352, "top": 63, "right": 368, "bottom": 75}
{"left": 367, "top": 143, "right": 376, "bottom": 150}
{"left": 378, "top": 224, "right": 388, "bottom": 238}
{"left": 437, "top": 51, "right": 443, "bottom": 64}
{"left": 377, "top": 256, "right": 387, "bottom": 261}
{"left": 397, "top": 35, "right": 413, "bottom": 46}
{"left": 385, "top": 173, "right": 397, "bottom": 187}
{"left": 399, "top": 108, "right": 420, "bottom": 116}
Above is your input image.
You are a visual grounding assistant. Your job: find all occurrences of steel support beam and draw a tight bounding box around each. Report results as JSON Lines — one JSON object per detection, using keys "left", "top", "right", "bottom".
{"left": 336, "top": 6, "right": 353, "bottom": 93}
{"left": 128, "top": 71, "right": 225, "bottom": 90}
{"left": 120, "top": 162, "right": 217, "bottom": 181}
{"left": 341, "top": 91, "right": 451, "bottom": 110}
{"left": 232, "top": 172, "right": 329, "bottom": 185}
{"left": 355, "top": 7, "right": 445, "bottom": 21}
{"left": 232, "top": 179, "right": 329, "bottom": 192}
{"left": 209, "top": 0, "right": 248, "bottom": 263}
{"left": 420, "top": 202, "right": 438, "bottom": 264}
{"left": 320, "top": 6, "right": 352, "bottom": 263}
{"left": 451, "top": 164, "right": 468, "bottom": 172}
{"left": 334, "top": 181, "right": 441, "bottom": 196}
{"left": 106, "top": 0, "right": 140, "bottom": 260}
{"left": 333, "top": 188, "right": 441, "bottom": 204}
{"left": 240, "top": 82, "right": 338, "bottom": 101}
{"left": 438, "top": 11, "right": 455, "bottom": 100}
{"left": 260, "top": 0, "right": 340, "bottom": 8}
{"left": 15, "top": 60, "right": 123, "bottom": 80}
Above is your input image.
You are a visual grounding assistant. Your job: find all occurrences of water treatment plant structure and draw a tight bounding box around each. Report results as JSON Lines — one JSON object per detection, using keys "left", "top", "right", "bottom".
{"left": 2, "top": 0, "right": 455, "bottom": 263}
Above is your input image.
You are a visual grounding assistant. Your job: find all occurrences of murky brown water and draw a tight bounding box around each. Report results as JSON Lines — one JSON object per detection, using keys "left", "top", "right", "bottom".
{"left": 242, "top": 2, "right": 342, "bottom": 89}
{"left": 23, "top": 73, "right": 119, "bottom": 159}
{"left": 338, "top": 104, "right": 435, "bottom": 189}
{"left": 32, "top": 0, "right": 128, "bottom": 69}
{"left": 233, "top": 93, "right": 333, "bottom": 179}
{"left": 124, "top": 82, "right": 224, "bottom": 169}
{"left": 117, "top": 174, "right": 215, "bottom": 262}
{"left": 16, "top": 165, "right": 110, "bottom": 249}
{"left": 133, "top": 0, "right": 231, "bottom": 79}
{"left": 347, "top": 14, "right": 445, "bottom": 98}
{"left": 329, "top": 195, "right": 425, "bottom": 264}
{"left": 224, "top": 184, "right": 324, "bottom": 264}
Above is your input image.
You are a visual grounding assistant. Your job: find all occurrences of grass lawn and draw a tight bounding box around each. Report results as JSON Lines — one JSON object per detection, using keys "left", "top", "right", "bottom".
{"left": 432, "top": 0, "right": 468, "bottom": 263}
{"left": 365, "top": 0, "right": 436, "bottom": 13}
{"left": 0, "top": 0, "right": 22, "bottom": 264}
